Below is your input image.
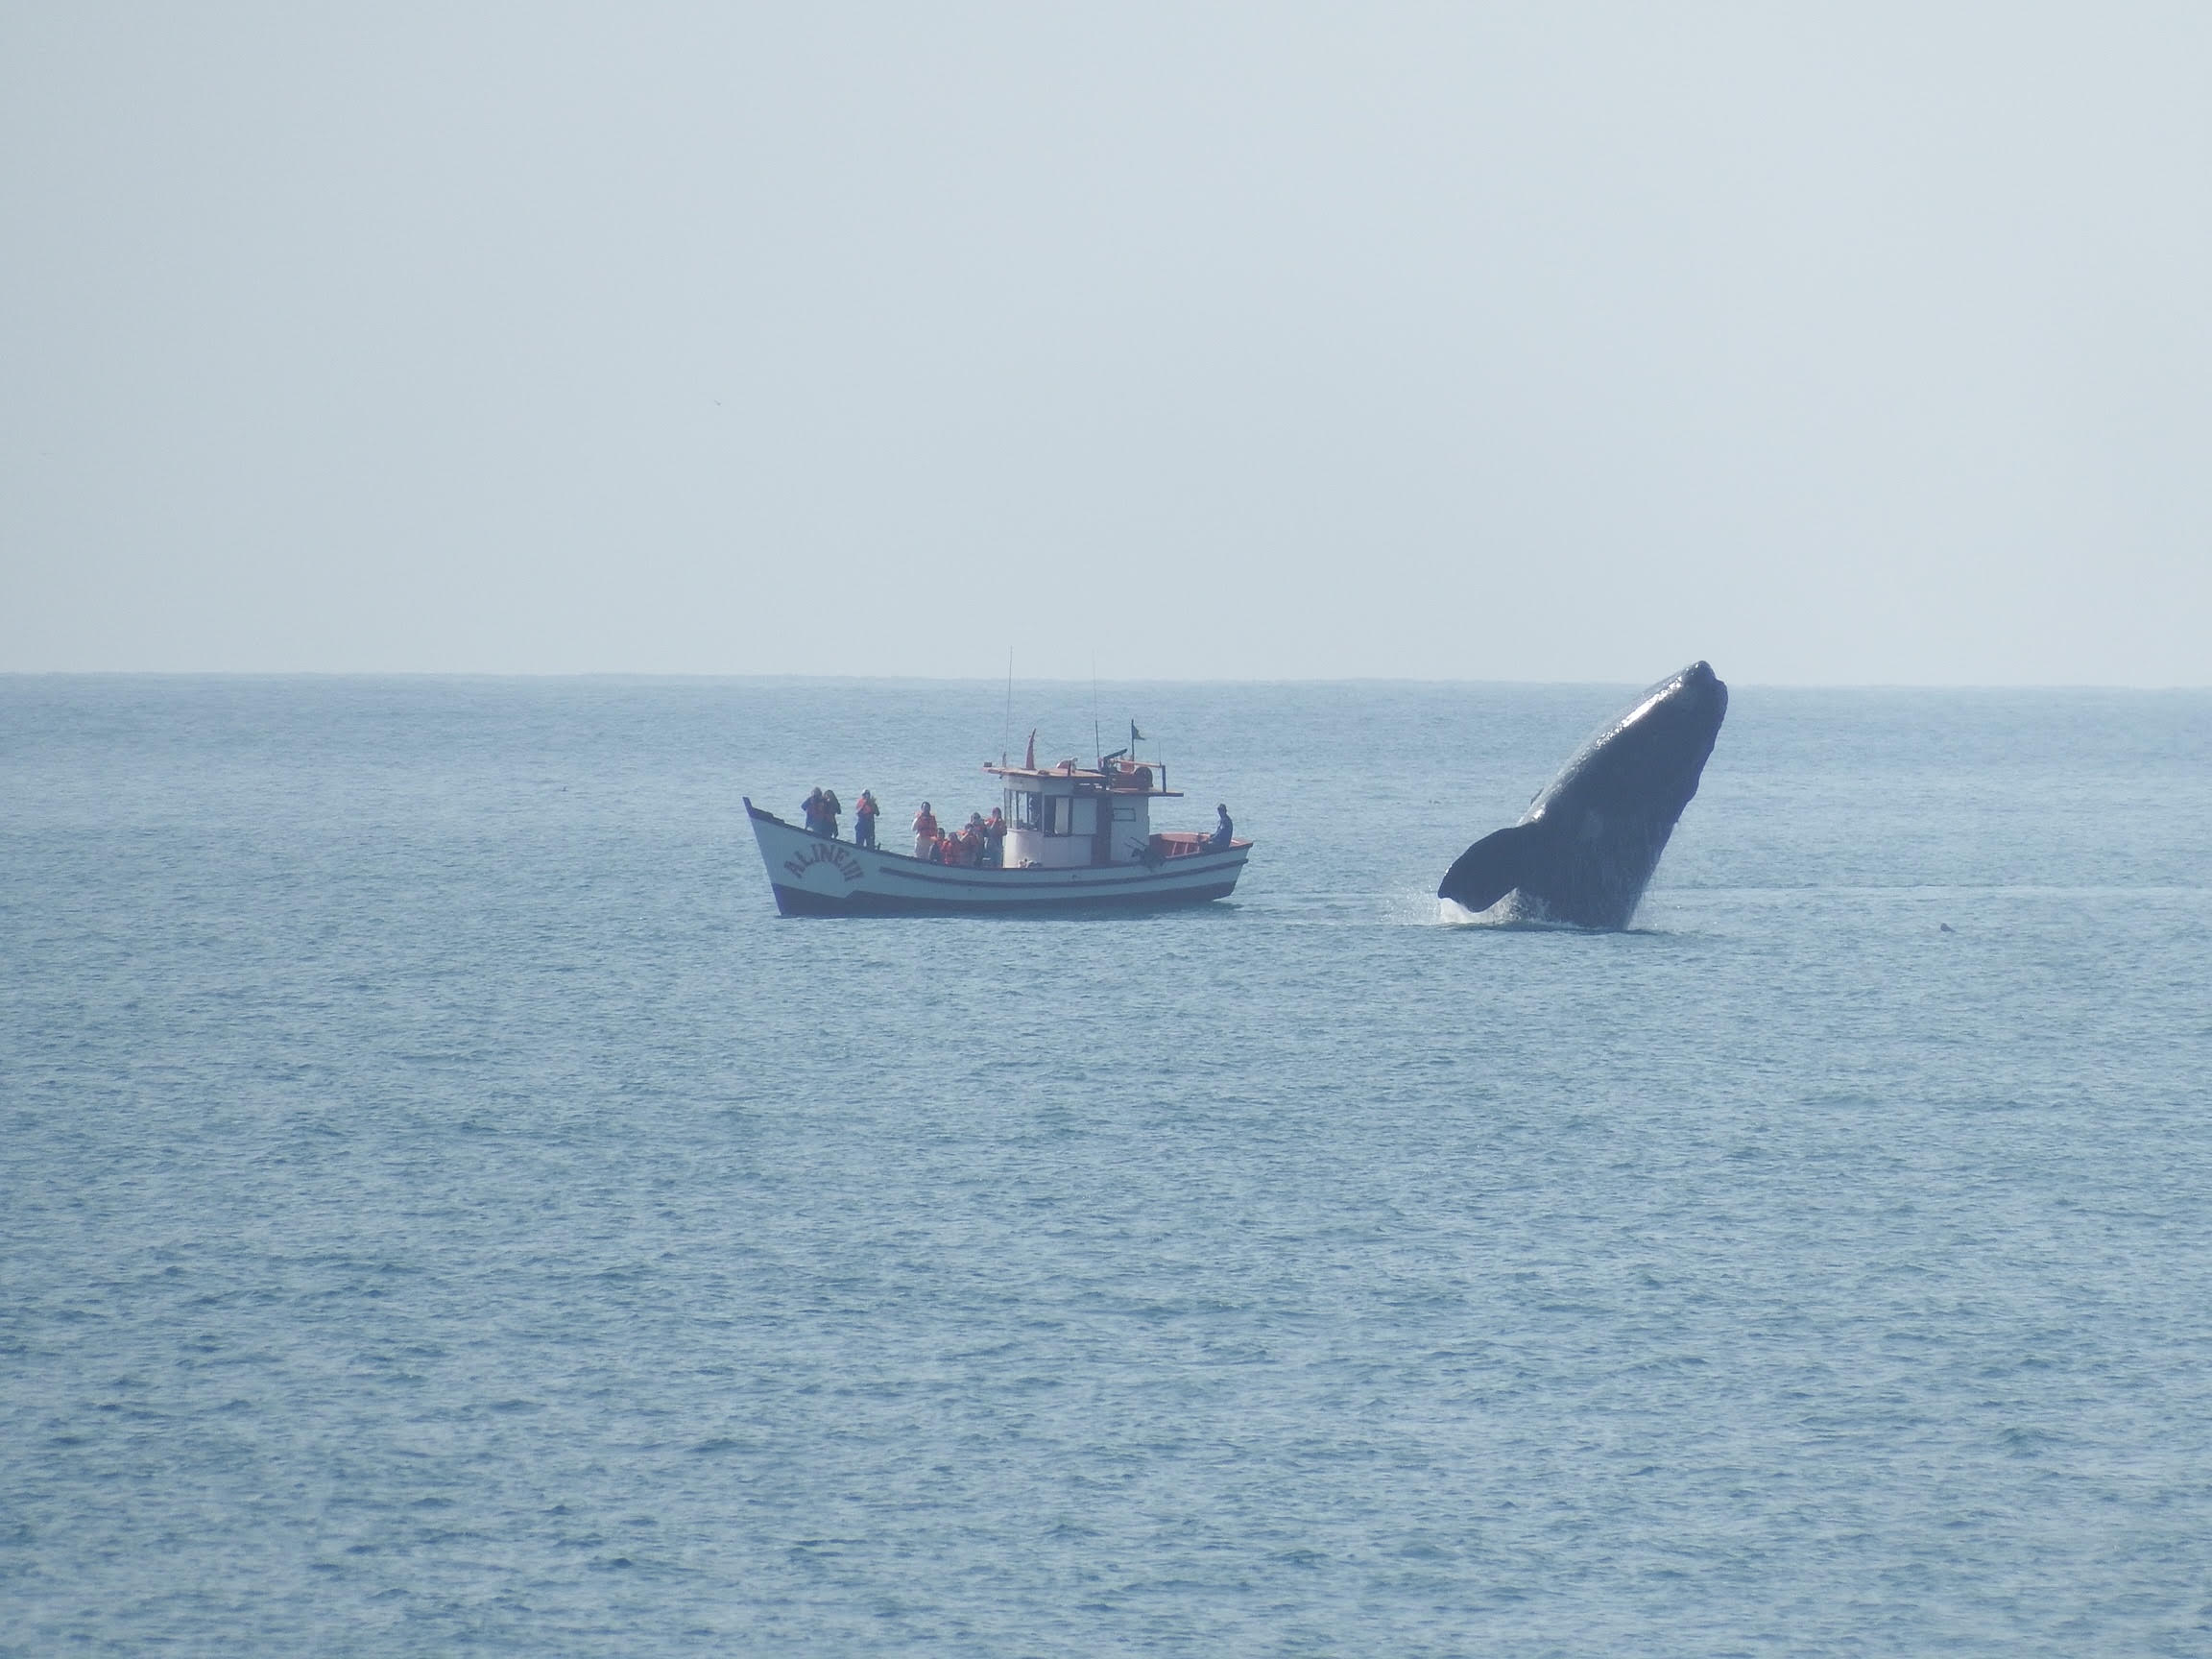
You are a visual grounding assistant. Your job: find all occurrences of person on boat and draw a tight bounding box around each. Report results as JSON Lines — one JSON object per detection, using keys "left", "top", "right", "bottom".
{"left": 821, "top": 788, "right": 841, "bottom": 839}
{"left": 853, "top": 790, "right": 878, "bottom": 850}
{"left": 959, "top": 815, "right": 984, "bottom": 866}
{"left": 1208, "top": 803, "right": 1234, "bottom": 852}
{"left": 981, "top": 807, "right": 1006, "bottom": 867}
{"left": 911, "top": 803, "right": 937, "bottom": 858}
{"left": 802, "top": 787, "right": 829, "bottom": 837}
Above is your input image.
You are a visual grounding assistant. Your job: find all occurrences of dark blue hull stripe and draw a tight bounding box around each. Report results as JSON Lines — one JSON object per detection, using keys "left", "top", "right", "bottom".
{"left": 770, "top": 881, "right": 1239, "bottom": 917}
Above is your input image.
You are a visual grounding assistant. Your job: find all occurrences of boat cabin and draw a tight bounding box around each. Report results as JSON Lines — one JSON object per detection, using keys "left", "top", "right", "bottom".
{"left": 984, "top": 757, "right": 1180, "bottom": 870}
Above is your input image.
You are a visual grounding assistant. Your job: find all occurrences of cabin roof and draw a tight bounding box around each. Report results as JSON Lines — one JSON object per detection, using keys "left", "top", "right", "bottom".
{"left": 983, "top": 762, "right": 1181, "bottom": 797}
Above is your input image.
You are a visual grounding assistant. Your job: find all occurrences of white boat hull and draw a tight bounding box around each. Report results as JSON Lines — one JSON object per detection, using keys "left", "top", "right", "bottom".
{"left": 745, "top": 800, "right": 1249, "bottom": 916}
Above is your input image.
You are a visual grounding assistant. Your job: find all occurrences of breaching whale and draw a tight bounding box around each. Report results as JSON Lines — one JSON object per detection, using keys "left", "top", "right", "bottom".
{"left": 1439, "top": 661, "right": 1728, "bottom": 929}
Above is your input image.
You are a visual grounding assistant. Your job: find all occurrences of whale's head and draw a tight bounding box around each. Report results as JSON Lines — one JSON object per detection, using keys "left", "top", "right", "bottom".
{"left": 1535, "top": 660, "right": 1728, "bottom": 825}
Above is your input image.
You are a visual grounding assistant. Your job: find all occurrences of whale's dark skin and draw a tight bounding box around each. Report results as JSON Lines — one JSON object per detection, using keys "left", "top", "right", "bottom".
{"left": 1439, "top": 661, "right": 1728, "bottom": 929}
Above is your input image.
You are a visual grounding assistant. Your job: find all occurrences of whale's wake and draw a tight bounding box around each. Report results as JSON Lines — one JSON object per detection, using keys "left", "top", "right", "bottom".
{"left": 1436, "top": 896, "right": 1587, "bottom": 930}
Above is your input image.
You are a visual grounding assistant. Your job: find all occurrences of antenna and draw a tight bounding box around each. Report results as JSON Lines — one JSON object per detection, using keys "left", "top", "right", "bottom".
{"left": 1092, "top": 654, "right": 1101, "bottom": 770}
{"left": 1001, "top": 648, "right": 1013, "bottom": 767}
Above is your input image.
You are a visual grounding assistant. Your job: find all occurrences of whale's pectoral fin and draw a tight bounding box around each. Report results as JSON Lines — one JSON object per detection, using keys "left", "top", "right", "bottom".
{"left": 1438, "top": 822, "right": 1542, "bottom": 912}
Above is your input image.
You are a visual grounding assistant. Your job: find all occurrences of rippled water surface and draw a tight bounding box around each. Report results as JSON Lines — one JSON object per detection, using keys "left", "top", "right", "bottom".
{"left": 5, "top": 676, "right": 2210, "bottom": 1655}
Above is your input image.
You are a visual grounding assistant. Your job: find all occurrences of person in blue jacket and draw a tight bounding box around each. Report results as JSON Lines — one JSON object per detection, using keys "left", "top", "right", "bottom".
{"left": 1208, "top": 804, "right": 1234, "bottom": 852}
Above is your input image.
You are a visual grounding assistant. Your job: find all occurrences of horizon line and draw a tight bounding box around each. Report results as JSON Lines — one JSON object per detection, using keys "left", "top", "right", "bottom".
{"left": 4, "top": 669, "right": 2208, "bottom": 692}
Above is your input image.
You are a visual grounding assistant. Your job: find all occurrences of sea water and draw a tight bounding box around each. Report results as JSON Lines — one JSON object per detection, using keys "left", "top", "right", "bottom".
{"left": 3, "top": 676, "right": 2209, "bottom": 1655}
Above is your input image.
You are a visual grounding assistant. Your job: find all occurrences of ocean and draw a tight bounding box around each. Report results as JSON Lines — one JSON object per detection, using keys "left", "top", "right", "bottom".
{"left": 4, "top": 675, "right": 2209, "bottom": 1655}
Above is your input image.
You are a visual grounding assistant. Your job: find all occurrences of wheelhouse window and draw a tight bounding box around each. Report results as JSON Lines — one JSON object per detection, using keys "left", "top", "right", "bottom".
{"left": 1009, "top": 787, "right": 1094, "bottom": 836}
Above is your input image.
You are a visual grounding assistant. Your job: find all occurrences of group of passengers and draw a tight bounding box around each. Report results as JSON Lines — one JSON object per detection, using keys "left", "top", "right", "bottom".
{"left": 801, "top": 788, "right": 1007, "bottom": 866}
{"left": 803, "top": 788, "right": 1230, "bottom": 862}
{"left": 908, "top": 802, "right": 1007, "bottom": 867}
{"left": 801, "top": 786, "right": 882, "bottom": 848}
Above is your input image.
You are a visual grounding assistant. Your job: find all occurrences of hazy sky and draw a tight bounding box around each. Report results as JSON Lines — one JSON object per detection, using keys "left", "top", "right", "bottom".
{"left": 5, "top": 4, "right": 2207, "bottom": 682}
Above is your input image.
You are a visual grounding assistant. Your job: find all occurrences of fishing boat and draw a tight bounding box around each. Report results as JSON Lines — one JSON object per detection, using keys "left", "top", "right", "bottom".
{"left": 745, "top": 745, "right": 1250, "bottom": 916}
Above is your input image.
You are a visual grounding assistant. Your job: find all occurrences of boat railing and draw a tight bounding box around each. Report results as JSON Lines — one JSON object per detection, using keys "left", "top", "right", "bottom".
{"left": 1150, "top": 832, "right": 1227, "bottom": 860}
{"left": 754, "top": 800, "right": 1239, "bottom": 867}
